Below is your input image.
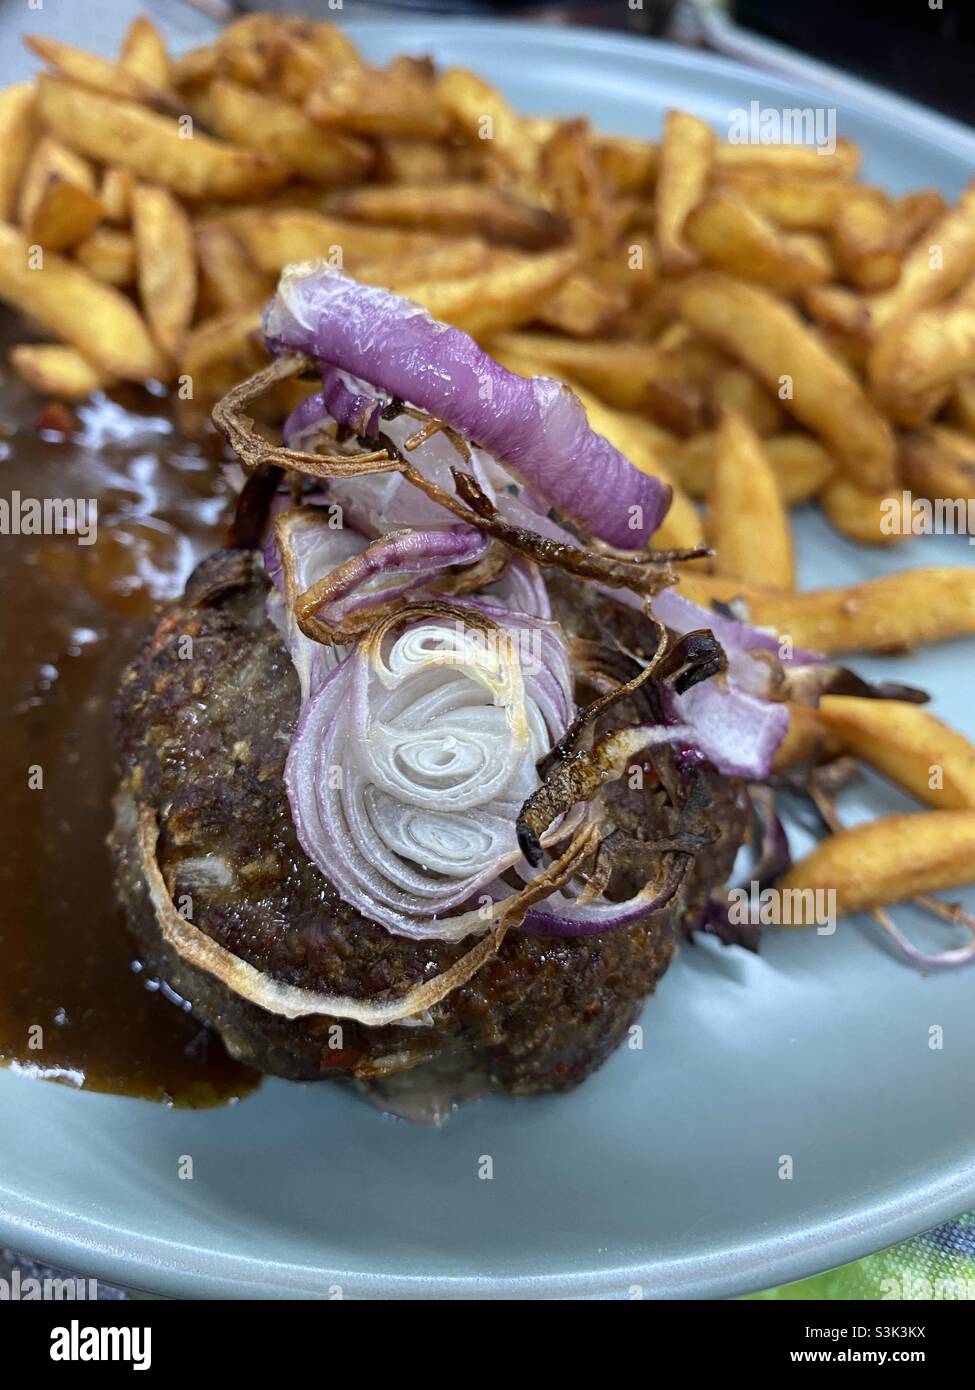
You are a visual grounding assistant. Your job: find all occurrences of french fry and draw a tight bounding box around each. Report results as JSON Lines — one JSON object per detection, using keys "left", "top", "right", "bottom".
{"left": 714, "top": 139, "right": 859, "bottom": 180}
{"left": 779, "top": 811, "right": 975, "bottom": 916}
{"left": 674, "top": 566, "right": 975, "bottom": 654}
{"left": 25, "top": 34, "right": 176, "bottom": 112}
{"left": 678, "top": 273, "right": 896, "bottom": 491}
{"left": 707, "top": 410, "right": 795, "bottom": 589}
{"left": 307, "top": 64, "right": 447, "bottom": 139}
{"left": 537, "top": 119, "right": 618, "bottom": 258}
{"left": 900, "top": 425, "right": 975, "bottom": 516}
{"left": 395, "top": 248, "right": 578, "bottom": 337}
{"left": 74, "top": 226, "right": 135, "bottom": 287}
{"left": 819, "top": 478, "right": 902, "bottom": 546}
{"left": 9, "top": 342, "right": 113, "bottom": 398}
{"left": 866, "top": 181, "right": 975, "bottom": 333}
{"left": 712, "top": 176, "right": 876, "bottom": 231}
{"left": 675, "top": 431, "right": 836, "bottom": 506}
{"left": 817, "top": 697, "right": 975, "bottom": 809}
{"left": 17, "top": 136, "right": 104, "bottom": 250}
{"left": 685, "top": 193, "right": 831, "bottom": 294}
{"left": 869, "top": 300, "right": 975, "bottom": 413}
{"left": 949, "top": 376, "right": 975, "bottom": 432}
{"left": 228, "top": 210, "right": 468, "bottom": 276}
{"left": 536, "top": 271, "right": 627, "bottom": 337}
{"left": 377, "top": 139, "right": 452, "bottom": 185}
{"left": 171, "top": 45, "right": 215, "bottom": 92}
{"left": 119, "top": 16, "right": 170, "bottom": 91}
{"left": 0, "top": 83, "right": 36, "bottom": 221}
{"left": 214, "top": 14, "right": 360, "bottom": 101}
{"left": 328, "top": 182, "right": 566, "bottom": 249}
{"left": 206, "top": 79, "right": 373, "bottom": 187}
{"left": 195, "top": 223, "right": 273, "bottom": 313}
{"left": 0, "top": 223, "right": 164, "bottom": 380}
{"left": 132, "top": 184, "right": 197, "bottom": 360}
{"left": 437, "top": 67, "right": 537, "bottom": 180}
{"left": 773, "top": 703, "right": 843, "bottom": 770}
{"left": 830, "top": 193, "right": 901, "bottom": 291}
{"left": 36, "top": 75, "right": 286, "bottom": 201}
{"left": 591, "top": 134, "right": 658, "bottom": 195}
{"left": 655, "top": 110, "right": 714, "bottom": 272}
{"left": 99, "top": 166, "right": 134, "bottom": 225}
{"left": 708, "top": 365, "right": 784, "bottom": 435}
{"left": 354, "top": 240, "right": 495, "bottom": 292}
{"left": 177, "top": 307, "right": 265, "bottom": 435}
{"left": 488, "top": 332, "right": 668, "bottom": 410}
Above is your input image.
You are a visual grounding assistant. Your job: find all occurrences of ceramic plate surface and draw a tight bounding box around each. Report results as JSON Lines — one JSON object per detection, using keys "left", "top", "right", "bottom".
{"left": 1, "top": 17, "right": 974, "bottom": 1300}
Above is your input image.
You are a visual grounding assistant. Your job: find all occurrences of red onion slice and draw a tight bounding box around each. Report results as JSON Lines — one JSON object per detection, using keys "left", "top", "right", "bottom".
{"left": 263, "top": 262, "right": 670, "bottom": 547}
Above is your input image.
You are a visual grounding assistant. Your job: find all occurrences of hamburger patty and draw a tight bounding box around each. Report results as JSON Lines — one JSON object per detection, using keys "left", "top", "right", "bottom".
{"left": 110, "top": 549, "right": 746, "bottom": 1106}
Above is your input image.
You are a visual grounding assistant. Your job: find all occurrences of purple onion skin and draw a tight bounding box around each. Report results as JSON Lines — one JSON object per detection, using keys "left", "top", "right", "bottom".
{"left": 263, "top": 264, "right": 670, "bottom": 548}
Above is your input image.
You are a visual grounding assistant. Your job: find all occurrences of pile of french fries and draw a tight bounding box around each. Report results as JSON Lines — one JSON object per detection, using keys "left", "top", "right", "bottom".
{"left": 1, "top": 12, "right": 974, "bottom": 929}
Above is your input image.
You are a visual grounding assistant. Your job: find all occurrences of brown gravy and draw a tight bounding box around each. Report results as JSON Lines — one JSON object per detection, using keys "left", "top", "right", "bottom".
{"left": 0, "top": 321, "right": 258, "bottom": 1106}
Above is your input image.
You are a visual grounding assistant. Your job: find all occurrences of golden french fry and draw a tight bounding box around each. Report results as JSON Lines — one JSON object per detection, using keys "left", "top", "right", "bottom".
{"left": 396, "top": 248, "right": 578, "bottom": 337}
{"left": 803, "top": 282, "right": 871, "bottom": 336}
{"left": 675, "top": 432, "right": 836, "bottom": 506}
{"left": 678, "top": 272, "right": 896, "bottom": 491}
{"left": 591, "top": 135, "right": 657, "bottom": 194}
{"left": 377, "top": 139, "right": 452, "bottom": 185}
{"left": 949, "top": 376, "right": 975, "bottom": 432}
{"left": 36, "top": 75, "right": 286, "bottom": 201}
{"left": 437, "top": 67, "right": 537, "bottom": 179}
{"left": 195, "top": 223, "right": 274, "bottom": 313}
{"left": 714, "top": 139, "right": 859, "bottom": 179}
{"left": 536, "top": 271, "right": 627, "bottom": 337}
{"left": 773, "top": 703, "right": 843, "bottom": 770}
{"left": 818, "top": 697, "right": 975, "bottom": 810}
{"left": 119, "top": 16, "right": 170, "bottom": 90}
{"left": 99, "top": 166, "right": 134, "bottom": 226}
{"left": 866, "top": 181, "right": 975, "bottom": 333}
{"left": 0, "top": 83, "right": 36, "bottom": 221}
{"left": 354, "top": 240, "right": 495, "bottom": 291}
{"left": 228, "top": 210, "right": 457, "bottom": 276}
{"left": 9, "top": 342, "right": 113, "bottom": 398}
{"left": 26, "top": 34, "right": 176, "bottom": 111}
{"left": 674, "top": 566, "right": 975, "bottom": 654}
{"left": 899, "top": 425, "right": 975, "bottom": 517}
{"left": 779, "top": 811, "right": 975, "bottom": 916}
{"left": 17, "top": 136, "right": 104, "bottom": 251}
{"left": 655, "top": 110, "right": 714, "bottom": 272}
{"left": 488, "top": 332, "right": 668, "bottom": 410}
{"left": 307, "top": 64, "right": 446, "bottom": 139}
{"left": 177, "top": 306, "right": 265, "bottom": 435}
{"left": 206, "top": 78, "right": 373, "bottom": 186}
{"left": 686, "top": 193, "right": 831, "bottom": 294}
{"left": 132, "top": 184, "right": 197, "bottom": 359}
{"left": 171, "top": 45, "right": 216, "bottom": 92}
{"left": 707, "top": 410, "right": 794, "bottom": 589}
{"left": 708, "top": 365, "right": 784, "bottom": 436}
{"left": 328, "top": 182, "right": 566, "bottom": 249}
{"left": 215, "top": 14, "right": 360, "bottom": 101}
{"left": 819, "top": 478, "right": 903, "bottom": 546}
{"left": 712, "top": 176, "right": 876, "bottom": 231}
{"left": 537, "top": 119, "right": 618, "bottom": 259}
{"left": 0, "top": 223, "right": 164, "bottom": 381}
{"left": 74, "top": 226, "right": 136, "bottom": 287}
{"left": 831, "top": 193, "right": 901, "bottom": 291}
{"left": 869, "top": 301, "right": 975, "bottom": 414}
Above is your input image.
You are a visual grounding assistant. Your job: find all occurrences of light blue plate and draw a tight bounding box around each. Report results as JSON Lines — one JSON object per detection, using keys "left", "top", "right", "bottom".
{"left": 1, "top": 19, "right": 974, "bottom": 1300}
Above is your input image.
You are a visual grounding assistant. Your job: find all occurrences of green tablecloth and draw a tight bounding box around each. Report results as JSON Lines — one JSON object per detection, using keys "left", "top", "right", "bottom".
{"left": 750, "top": 1213, "right": 975, "bottom": 1299}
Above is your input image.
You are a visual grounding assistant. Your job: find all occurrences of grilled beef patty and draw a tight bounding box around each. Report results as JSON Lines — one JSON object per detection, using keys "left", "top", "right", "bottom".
{"left": 110, "top": 549, "right": 746, "bottom": 1104}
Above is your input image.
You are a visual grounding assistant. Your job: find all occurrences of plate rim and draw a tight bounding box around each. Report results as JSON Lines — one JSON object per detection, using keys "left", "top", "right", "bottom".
{"left": 3, "top": 17, "right": 974, "bottom": 1301}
